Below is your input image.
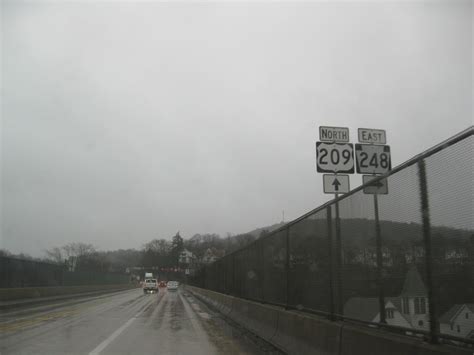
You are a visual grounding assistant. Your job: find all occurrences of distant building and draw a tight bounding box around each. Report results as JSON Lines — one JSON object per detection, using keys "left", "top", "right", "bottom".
{"left": 440, "top": 304, "right": 474, "bottom": 339}
{"left": 179, "top": 249, "right": 195, "bottom": 265}
{"left": 344, "top": 297, "right": 412, "bottom": 328}
{"left": 344, "top": 265, "right": 429, "bottom": 330}
{"left": 404, "top": 247, "right": 425, "bottom": 264}
{"left": 444, "top": 249, "right": 468, "bottom": 263}
{"left": 200, "top": 248, "right": 225, "bottom": 264}
{"left": 349, "top": 247, "right": 394, "bottom": 267}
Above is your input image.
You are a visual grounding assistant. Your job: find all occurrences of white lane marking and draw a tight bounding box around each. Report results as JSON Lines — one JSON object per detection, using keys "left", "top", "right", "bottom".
{"left": 88, "top": 312, "right": 140, "bottom": 355}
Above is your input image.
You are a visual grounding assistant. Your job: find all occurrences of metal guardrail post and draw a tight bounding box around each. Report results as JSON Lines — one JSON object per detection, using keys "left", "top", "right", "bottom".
{"left": 326, "top": 206, "right": 335, "bottom": 321}
{"left": 285, "top": 227, "right": 290, "bottom": 309}
{"left": 418, "top": 159, "right": 438, "bottom": 344}
{"left": 374, "top": 194, "right": 387, "bottom": 324}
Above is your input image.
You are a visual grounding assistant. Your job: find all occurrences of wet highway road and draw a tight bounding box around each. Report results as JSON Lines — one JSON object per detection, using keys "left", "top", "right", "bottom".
{"left": 0, "top": 287, "right": 277, "bottom": 354}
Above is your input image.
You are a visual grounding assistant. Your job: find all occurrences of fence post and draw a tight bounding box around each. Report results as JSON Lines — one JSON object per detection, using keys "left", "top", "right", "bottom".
{"left": 418, "top": 159, "right": 438, "bottom": 343}
{"left": 285, "top": 227, "right": 290, "bottom": 309}
{"left": 202, "top": 267, "right": 206, "bottom": 289}
{"left": 326, "top": 206, "right": 335, "bottom": 321}
{"left": 232, "top": 253, "right": 236, "bottom": 297}
{"left": 260, "top": 239, "right": 265, "bottom": 303}
{"left": 374, "top": 194, "right": 387, "bottom": 324}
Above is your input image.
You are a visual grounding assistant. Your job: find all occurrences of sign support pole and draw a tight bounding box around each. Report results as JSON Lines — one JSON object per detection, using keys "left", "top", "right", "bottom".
{"left": 334, "top": 192, "right": 343, "bottom": 318}
{"left": 374, "top": 192, "right": 386, "bottom": 324}
{"left": 326, "top": 205, "right": 335, "bottom": 321}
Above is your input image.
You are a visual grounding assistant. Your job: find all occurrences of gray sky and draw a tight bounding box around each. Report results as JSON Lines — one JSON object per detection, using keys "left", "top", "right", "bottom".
{"left": 1, "top": 1, "right": 472, "bottom": 256}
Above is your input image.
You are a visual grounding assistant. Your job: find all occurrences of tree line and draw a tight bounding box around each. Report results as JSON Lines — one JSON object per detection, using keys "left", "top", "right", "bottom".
{"left": 1, "top": 230, "right": 264, "bottom": 274}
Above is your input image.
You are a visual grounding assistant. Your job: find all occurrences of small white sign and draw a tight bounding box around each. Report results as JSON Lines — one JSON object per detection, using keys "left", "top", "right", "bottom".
{"left": 319, "top": 126, "right": 350, "bottom": 143}
{"left": 323, "top": 174, "right": 350, "bottom": 194}
{"left": 316, "top": 142, "right": 355, "bottom": 173}
{"left": 363, "top": 175, "right": 389, "bottom": 195}
{"left": 358, "top": 128, "right": 387, "bottom": 144}
{"left": 355, "top": 144, "right": 391, "bottom": 174}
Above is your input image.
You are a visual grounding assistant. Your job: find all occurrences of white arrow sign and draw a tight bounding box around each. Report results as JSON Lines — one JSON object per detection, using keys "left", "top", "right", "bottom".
{"left": 323, "top": 174, "right": 350, "bottom": 194}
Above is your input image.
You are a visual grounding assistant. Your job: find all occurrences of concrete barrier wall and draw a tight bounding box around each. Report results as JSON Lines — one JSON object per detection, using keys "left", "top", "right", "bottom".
{"left": 186, "top": 286, "right": 471, "bottom": 355}
{"left": 0, "top": 283, "right": 138, "bottom": 302}
{"left": 272, "top": 309, "right": 342, "bottom": 355}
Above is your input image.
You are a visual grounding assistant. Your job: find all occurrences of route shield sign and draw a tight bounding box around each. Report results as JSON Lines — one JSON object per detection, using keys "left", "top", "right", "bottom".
{"left": 323, "top": 174, "right": 350, "bottom": 194}
{"left": 316, "top": 142, "right": 354, "bottom": 173}
{"left": 355, "top": 144, "right": 391, "bottom": 174}
{"left": 363, "top": 175, "right": 388, "bottom": 195}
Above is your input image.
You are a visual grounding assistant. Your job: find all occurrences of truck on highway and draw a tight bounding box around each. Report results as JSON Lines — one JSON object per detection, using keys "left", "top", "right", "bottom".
{"left": 143, "top": 278, "right": 158, "bottom": 294}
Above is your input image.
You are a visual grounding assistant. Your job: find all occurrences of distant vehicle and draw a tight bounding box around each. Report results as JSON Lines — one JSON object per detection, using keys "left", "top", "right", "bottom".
{"left": 159, "top": 281, "right": 167, "bottom": 288}
{"left": 143, "top": 279, "right": 158, "bottom": 294}
{"left": 167, "top": 281, "right": 179, "bottom": 291}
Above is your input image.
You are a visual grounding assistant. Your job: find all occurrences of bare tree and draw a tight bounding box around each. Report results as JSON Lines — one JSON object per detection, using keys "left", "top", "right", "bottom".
{"left": 62, "top": 242, "right": 95, "bottom": 258}
{"left": 45, "top": 247, "right": 63, "bottom": 263}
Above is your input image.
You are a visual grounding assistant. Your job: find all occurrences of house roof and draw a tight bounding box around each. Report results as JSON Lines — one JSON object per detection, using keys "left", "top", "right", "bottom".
{"left": 344, "top": 297, "right": 380, "bottom": 321}
{"left": 400, "top": 265, "right": 427, "bottom": 296}
{"left": 439, "top": 303, "right": 474, "bottom": 324}
{"left": 343, "top": 297, "right": 407, "bottom": 323}
{"left": 439, "top": 304, "right": 463, "bottom": 323}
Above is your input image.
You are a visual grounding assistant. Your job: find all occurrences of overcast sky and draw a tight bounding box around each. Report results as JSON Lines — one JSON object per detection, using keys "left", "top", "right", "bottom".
{"left": 1, "top": 1, "right": 472, "bottom": 256}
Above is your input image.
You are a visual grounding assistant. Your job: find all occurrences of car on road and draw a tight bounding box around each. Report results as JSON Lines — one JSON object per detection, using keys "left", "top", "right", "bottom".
{"left": 159, "top": 281, "right": 167, "bottom": 288}
{"left": 167, "top": 281, "right": 179, "bottom": 291}
{"left": 143, "top": 279, "right": 159, "bottom": 294}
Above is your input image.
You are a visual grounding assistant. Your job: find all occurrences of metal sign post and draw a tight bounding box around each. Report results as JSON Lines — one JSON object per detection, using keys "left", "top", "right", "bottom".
{"left": 334, "top": 192, "right": 343, "bottom": 317}
{"left": 326, "top": 205, "right": 335, "bottom": 321}
{"left": 356, "top": 128, "right": 390, "bottom": 326}
{"left": 316, "top": 126, "right": 355, "bottom": 319}
{"left": 373, "top": 192, "right": 386, "bottom": 324}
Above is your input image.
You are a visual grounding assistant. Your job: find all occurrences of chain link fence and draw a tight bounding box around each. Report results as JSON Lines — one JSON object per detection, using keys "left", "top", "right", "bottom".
{"left": 190, "top": 127, "right": 474, "bottom": 347}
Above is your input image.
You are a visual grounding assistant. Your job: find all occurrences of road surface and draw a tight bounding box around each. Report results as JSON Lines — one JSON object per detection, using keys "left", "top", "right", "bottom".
{"left": 0, "top": 287, "right": 279, "bottom": 354}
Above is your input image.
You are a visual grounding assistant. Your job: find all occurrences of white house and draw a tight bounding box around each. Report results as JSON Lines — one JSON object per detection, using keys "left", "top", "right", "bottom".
{"left": 179, "top": 249, "right": 195, "bottom": 265}
{"left": 398, "top": 265, "right": 430, "bottom": 331}
{"left": 344, "top": 297, "right": 412, "bottom": 328}
{"left": 201, "top": 248, "right": 218, "bottom": 264}
{"left": 344, "top": 265, "right": 429, "bottom": 330}
{"left": 440, "top": 304, "right": 474, "bottom": 339}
